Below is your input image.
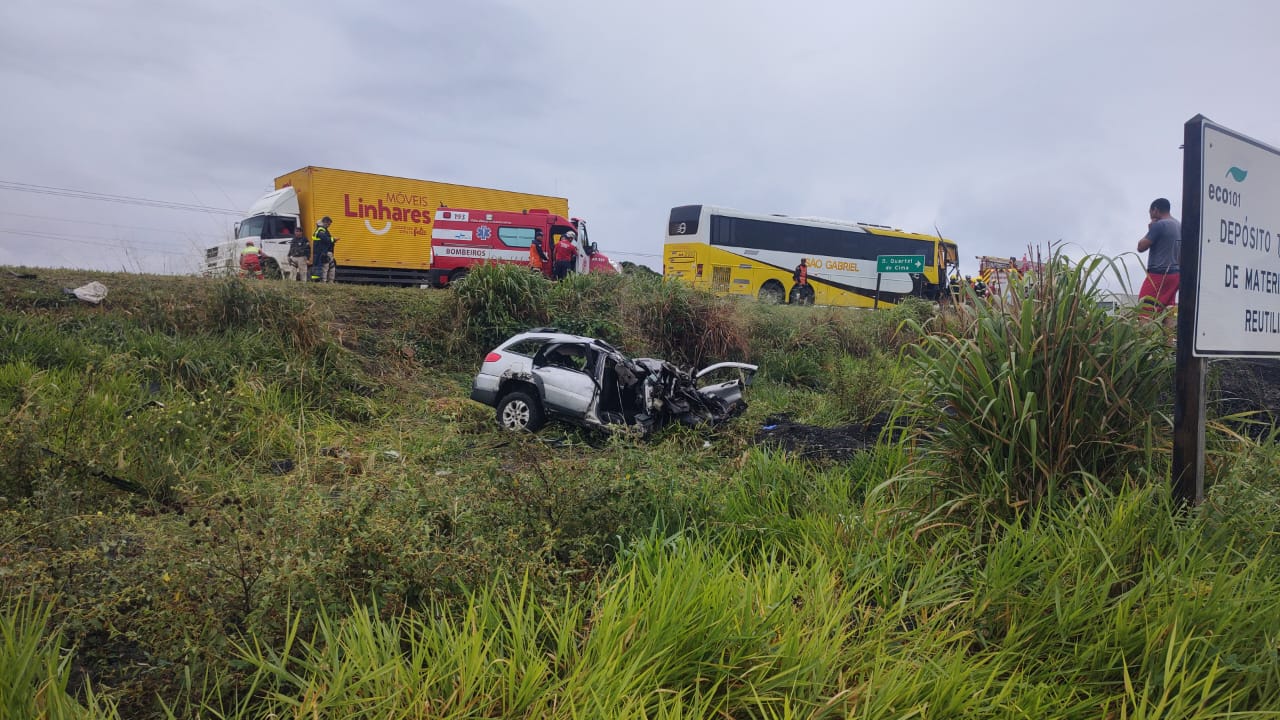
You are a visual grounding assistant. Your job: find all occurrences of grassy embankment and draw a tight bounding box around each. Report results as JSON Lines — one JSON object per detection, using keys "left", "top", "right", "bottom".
{"left": 2, "top": 261, "right": 1279, "bottom": 719}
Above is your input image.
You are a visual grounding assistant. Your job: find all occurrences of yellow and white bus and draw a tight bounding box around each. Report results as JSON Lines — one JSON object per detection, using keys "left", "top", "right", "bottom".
{"left": 663, "top": 204, "right": 960, "bottom": 307}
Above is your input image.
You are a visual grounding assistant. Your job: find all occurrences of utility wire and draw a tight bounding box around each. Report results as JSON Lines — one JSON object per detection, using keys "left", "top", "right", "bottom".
{"left": 0, "top": 229, "right": 195, "bottom": 257}
{"left": 0, "top": 180, "right": 240, "bottom": 215}
{"left": 0, "top": 179, "right": 665, "bottom": 259}
{"left": 0, "top": 210, "right": 226, "bottom": 238}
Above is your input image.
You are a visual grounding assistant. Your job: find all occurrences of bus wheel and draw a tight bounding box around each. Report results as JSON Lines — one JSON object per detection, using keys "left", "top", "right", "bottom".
{"left": 788, "top": 284, "right": 815, "bottom": 306}
{"left": 758, "top": 281, "right": 785, "bottom": 304}
{"left": 448, "top": 269, "right": 469, "bottom": 286}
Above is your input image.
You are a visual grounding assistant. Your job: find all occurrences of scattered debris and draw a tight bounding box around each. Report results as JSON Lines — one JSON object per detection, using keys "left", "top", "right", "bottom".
{"left": 62, "top": 281, "right": 108, "bottom": 304}
{"left": 268, "top": 459, "right": 295, "bottom": 474}
{"left": 755, "top": 413, "right": 887, "bottom": 462}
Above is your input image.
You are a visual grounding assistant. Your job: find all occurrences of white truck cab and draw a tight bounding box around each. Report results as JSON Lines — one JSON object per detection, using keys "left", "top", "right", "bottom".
{"left": 204, "top": 187, "right": 300, "bottom": 277}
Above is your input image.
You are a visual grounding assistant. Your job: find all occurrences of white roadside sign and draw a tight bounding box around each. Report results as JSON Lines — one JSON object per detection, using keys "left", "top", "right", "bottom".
{"left": 1194, "top": 123, "right": 1280, "bottom": 356}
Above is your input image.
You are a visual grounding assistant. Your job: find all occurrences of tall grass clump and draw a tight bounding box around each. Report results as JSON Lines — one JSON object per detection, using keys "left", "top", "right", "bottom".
{"left": 545, "top": 271, "right": 628, "bottom": 342}
{"left": 1200, "top": 436, "right": 1280, "bottom": 557}
{"left": 210, "top": 279, "right": 324, "bottom": 352}
{"left": 212, "top": 536, "right": 850, "bottom": 719}
{"left": 449, "top": 263, "right": 552, "bottom": 352}
{"left": 906, "top": 249, "right": 1172, "bottom": 511}
{"left": 853, "top": 297, "right": 934, "bottom": 354}
{"left": 618, "top": 275, "right": 748, "bottom": 367}
{"left": 1, "top": 593, "right": 116, "bottom": 720}
{"left": 746, "top": 306, "right": 837, "bottom": 387}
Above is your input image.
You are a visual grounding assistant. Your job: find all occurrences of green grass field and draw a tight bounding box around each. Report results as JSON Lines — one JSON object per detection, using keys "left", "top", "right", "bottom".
{"left": 2, "top": 261, "right": 1279, "bottom": 719}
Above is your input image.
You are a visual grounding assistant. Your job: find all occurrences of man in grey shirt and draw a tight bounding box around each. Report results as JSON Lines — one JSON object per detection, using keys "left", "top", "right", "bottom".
{"left": 1137, "top": 197, "right": 1180, "bottom": 322}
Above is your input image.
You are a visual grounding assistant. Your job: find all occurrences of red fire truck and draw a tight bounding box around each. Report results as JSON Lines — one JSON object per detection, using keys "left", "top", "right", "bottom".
{"left": 428, "top": 208, "right": 616, "bottom": 287}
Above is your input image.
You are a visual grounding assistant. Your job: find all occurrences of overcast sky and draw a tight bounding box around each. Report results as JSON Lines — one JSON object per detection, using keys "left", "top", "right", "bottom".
{"left": 2, "top": 0, "right": 1278, "bottom": 290}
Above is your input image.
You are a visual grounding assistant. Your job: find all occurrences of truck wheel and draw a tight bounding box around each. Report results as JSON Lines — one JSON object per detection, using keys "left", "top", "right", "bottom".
{"left": 448, "top": 269, "right": 469, "bottom": 286}
{"left": 496, "top": 391, "right": 545, "bottom": 432}
{"left": 758, "top": 281, "right": 785, "bottom": 304}
{"left": 261, "top": 258, "right": 283, "bottom": 280}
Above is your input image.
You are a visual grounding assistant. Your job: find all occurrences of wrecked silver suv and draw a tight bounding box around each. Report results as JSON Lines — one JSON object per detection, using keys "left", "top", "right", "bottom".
{"left": 470, "top": 329, "right": 757, "bottom": 435}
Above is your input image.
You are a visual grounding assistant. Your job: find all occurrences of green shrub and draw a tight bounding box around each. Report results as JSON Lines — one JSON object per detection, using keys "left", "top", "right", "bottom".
{"left": 211, "top": 279, "right": 324, "bottom": 352}
{"left": 1201, "top": 438, "right": 1280, "bottom": 557}
{"left": 618, "top": 275, "right": 748, "bottom": 367}
{"left": 0, "top": 314, "right": 100, "bottom": 371}
{"left": 809, "top": 352, "right": 903, "bottom": 425}
{"left": 546, "top": 272, "right": 627, "bottom": 342}
{"left": 905, "top": 249, "right": 1172, "bottom": 511}
{"left": 748, "top": 306, "right": 837, "bottom": 387}
{"left": 448, "top": 263, "right": 551, "bottom": 351}
{"left": 0, "top": 592, "right": 116, "bottom": 719}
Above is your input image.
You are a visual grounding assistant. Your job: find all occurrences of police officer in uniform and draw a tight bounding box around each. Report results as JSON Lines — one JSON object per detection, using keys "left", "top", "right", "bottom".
{"left": 287, "top": 227, "right": 311, "bottom": 281}
{"left": 311, "top": 216, "right": 337, "bottom": 282}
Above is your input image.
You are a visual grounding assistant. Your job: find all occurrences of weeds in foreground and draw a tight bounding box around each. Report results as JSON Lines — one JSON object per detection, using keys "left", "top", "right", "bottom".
{"left": 5, "top": 267, "right": 1280, "bottom": 719}
{"left": 1, "top": 592, "right": 116, "bottom": 720}
{"left": 199, "top": 466, "right": 1280, "bottom": 719}
{"left": 906, "top": 249, "right": 1173, "bottom": 512}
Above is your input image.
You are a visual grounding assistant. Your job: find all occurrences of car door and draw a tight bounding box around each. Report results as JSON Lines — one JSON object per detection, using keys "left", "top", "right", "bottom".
{"left": 532, "top": 343, "right": 597, "bottom": 417}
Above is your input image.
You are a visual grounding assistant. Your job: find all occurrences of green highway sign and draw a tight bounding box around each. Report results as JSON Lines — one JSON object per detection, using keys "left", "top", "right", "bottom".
{"left": 876, "top": 254, "right": 925, "bottom": 273}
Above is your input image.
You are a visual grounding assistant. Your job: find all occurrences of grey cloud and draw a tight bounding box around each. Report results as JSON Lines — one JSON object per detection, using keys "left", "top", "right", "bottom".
{"left": 2, "top": 0, "right": 1279, "bottom": 285}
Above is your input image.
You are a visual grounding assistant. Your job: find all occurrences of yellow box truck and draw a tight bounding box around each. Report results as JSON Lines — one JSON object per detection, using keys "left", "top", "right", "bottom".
{"left": 204, "top": 166, "right": 569, "bottom": 285}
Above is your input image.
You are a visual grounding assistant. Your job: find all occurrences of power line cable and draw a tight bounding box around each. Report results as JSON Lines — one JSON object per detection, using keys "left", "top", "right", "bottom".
{"left": 0, "top": 210, "right": 226, "bottom": 238}
{"left": 0, "top": 180, "right": 241, "bottom": 215}
{"left": 0, "top": 229, "right": 195, "bottom": 257}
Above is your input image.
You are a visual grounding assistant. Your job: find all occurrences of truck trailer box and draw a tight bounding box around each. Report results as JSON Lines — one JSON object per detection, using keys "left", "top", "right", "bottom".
{"left": 280, "top": 167, "right": 568, "bottom": 284}
{"left": 206, "top": 167, "right": 569, "bottom": 285}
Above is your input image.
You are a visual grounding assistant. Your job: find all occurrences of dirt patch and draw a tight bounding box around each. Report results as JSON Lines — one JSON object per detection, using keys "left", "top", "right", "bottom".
{"left": 1212, "top": 358, "right": 1280, "bottom": 435}
{"left": 754, "top": 359, "right": 1280, "bottom": 461}
{"left": 754, "top": 414, "right": 887, "bottom": 462}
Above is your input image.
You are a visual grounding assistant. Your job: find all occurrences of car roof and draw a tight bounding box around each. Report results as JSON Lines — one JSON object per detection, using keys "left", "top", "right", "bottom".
{"left": 498, "top": 330, "right": 621, "bottom": 353}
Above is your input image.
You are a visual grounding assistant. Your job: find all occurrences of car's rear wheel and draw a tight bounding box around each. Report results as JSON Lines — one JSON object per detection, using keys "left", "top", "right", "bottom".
{"left": 496, "top": 391, "right": 545, "bottom": 432}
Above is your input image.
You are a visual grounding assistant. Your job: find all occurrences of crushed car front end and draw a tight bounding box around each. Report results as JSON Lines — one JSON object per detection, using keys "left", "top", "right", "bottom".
{"left": 471, "top": 329, "right": 756, "bottom": 435}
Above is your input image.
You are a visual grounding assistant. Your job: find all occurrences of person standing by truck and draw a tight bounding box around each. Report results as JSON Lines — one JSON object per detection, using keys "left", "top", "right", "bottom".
{"left": 553, "top": 230, "right": 578, "bottom": 280}
{"left": 311, "top": 216, "right": 337, "bottom": 283}
{"left": 528, "top": 229, "right": 549, "bottom": 276}
{"left": 286, "top": 227, "right": 311, "bottom": 282}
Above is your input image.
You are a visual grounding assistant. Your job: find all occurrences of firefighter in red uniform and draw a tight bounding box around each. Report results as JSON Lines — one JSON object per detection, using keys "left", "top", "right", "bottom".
{"left": 552, "top": 230, "right": 578, "bottom": 280}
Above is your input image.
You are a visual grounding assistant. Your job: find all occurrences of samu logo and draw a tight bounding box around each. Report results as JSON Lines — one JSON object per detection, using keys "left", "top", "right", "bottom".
{"left": 1226, "top": 166, "right": 1248, "bottom": 182}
